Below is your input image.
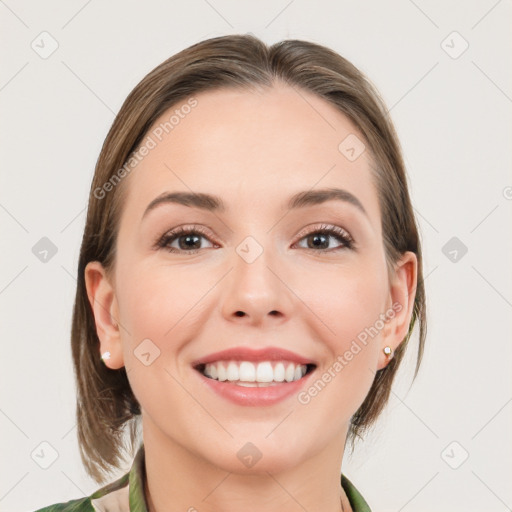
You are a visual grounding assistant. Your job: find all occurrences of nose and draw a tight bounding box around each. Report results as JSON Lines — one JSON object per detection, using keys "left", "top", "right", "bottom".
{"left": 220, "top": 239, "right": 293, "bottom": 327}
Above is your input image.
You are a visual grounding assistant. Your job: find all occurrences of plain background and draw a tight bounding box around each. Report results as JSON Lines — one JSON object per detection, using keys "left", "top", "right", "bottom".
{"left": 1, "top": 1, "right": 511, "bottom": 511}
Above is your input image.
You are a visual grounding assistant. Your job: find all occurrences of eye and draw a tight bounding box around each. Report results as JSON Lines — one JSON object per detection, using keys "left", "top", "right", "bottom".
{"left": 155, "top": 225, "right": 217, "bottom": 254}
{"left": 155, "top": 223, "right": 354, "bottom": 254}
{"left": 294, "top": 224, "right": 354, "bottom": 252}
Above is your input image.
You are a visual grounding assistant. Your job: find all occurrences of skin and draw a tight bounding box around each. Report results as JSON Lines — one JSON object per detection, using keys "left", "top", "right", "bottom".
{"left": 85, "top": 83, "right": 417, "bottom": 512}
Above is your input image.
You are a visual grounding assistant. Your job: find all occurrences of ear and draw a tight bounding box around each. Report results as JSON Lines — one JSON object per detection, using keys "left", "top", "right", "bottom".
{"left": 377, "top": 251, "right": 418, "bottom": 370}
{"left": 84, "top": 261, "right": 124, "bottom": 370}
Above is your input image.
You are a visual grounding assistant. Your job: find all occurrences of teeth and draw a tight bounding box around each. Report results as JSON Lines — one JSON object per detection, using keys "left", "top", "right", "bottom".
{"left": 285, "top": 363, "right": 295, "bottom": 382}
{"left": 226, "top": 362, "right": 239, "bottom": 381}
{"left": 202, "top": 360, "right": 310, "bottom": 383}
{"left": 239, "top": 361, "right": 256, "bottom": 382}
{"left": 274, "top": 362, "right": 285, "bottom": 382}
{"left": 217, "top": 363, "right": 227, "bottom": 381}
{"left": 256, "top": 362, "right": 273, "bottom": 382}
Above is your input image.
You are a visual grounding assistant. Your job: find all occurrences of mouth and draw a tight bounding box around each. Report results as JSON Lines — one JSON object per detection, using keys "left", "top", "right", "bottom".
{"left": 190, "top": 346, "right": 317, "bottom": 405}
{"left": 194, "top": 360, "right": 317, "bottom": 387}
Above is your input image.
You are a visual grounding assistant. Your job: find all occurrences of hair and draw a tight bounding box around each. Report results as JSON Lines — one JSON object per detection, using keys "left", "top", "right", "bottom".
{"left": 71, "top": 33, "right": 427, "bottom": 484}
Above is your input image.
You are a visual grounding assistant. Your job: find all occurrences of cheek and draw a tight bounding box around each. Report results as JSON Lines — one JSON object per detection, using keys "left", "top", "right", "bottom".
{"left": 116, "top": 265, "right": 204, "bottom": 419}
{"left": 116, "top": 260, "right": 223, "bottom": 393}
{"left": 294, "top": 257, "right": 387, "bottom": 406}
{"left": 117, "top": 261, "right": 208, "bottom": 339}
{"left": 295, "top": 269, "right": 386, "bottom": 418}
{"left": 296, "top": 258, "right": 389, "bottom": 344}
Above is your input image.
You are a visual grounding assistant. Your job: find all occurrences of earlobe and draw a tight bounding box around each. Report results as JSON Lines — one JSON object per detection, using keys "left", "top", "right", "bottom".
{"left": 378, "top": 251, "right": 418, "bottom": 370}
{"left": 84, "top": 261, "right": 125, "bottom": 370}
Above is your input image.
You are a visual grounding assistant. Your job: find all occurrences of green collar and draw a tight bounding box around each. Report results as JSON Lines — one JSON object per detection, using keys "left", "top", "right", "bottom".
{"left": 341, "top": 473, "right": 372, "bottom": 512}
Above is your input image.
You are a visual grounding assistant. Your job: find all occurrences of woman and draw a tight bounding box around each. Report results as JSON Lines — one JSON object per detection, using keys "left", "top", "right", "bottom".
{"left": 36, "top": 33, "right": 426, "bottom": 512}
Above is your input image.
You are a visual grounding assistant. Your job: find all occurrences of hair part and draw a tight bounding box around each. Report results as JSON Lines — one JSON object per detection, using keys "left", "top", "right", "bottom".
{"left": 72, "top": 33, "right": 426, "bottom": 483}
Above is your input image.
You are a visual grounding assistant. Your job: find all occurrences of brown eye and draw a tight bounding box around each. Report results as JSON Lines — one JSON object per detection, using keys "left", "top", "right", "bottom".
{"left": 172, "top": 233, "right": 203, "bottom": 250}
{"left": 295, "top": 225, "right": 353, "bottom": 252}
{"left": 156, "top": 225, "right": 216, "bottom": 253}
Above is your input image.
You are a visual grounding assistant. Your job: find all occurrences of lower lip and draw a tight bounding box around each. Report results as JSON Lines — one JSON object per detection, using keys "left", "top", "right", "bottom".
{"left": 196, "top": 369, "right": 315, "bottom": 406}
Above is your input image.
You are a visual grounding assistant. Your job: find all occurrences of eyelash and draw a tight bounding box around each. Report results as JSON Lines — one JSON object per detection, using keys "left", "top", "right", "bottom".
{"left": 155, "top": 223, "right": 354, "bottom": 254}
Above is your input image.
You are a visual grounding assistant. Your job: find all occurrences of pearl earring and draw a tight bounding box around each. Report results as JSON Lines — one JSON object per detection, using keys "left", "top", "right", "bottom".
{"left": 383, "top": 346, "right": 393, "bottom": 358}
{"left": 100, "top": 351, "right": 111, "bottom": 361}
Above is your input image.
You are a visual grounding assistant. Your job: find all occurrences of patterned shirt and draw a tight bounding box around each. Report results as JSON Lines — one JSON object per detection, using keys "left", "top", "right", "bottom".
{"left": 34, "top": 444, "right": 372, "bottom": 511}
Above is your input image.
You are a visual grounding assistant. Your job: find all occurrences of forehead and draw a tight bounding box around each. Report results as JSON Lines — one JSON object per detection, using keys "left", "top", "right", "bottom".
{"left": 120, "top": 83, "right": 380, "bottom": 226}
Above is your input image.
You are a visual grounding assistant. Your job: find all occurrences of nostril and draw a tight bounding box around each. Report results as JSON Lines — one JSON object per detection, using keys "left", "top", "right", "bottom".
{"left": 235, "top": 311, "right": 245, "bottom": 317}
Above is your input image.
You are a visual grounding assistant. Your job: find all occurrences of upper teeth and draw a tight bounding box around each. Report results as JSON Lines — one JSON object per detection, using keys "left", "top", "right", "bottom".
{"left": 202, "top": 361, "right": 308, "bottom": 383}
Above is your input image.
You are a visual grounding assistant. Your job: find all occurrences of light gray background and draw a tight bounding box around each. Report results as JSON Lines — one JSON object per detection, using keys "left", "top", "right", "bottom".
{"left": 1, "top": 1, "right": 511, "bottom": 511}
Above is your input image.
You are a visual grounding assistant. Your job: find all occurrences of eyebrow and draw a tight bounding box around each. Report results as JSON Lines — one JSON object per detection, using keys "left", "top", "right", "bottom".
{"left": 142, "top": 187, "right": 368, "bottom": 220}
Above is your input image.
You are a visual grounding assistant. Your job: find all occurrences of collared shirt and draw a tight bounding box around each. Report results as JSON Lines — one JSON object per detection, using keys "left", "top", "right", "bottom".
{"left": 34, "top": 444, "right": 372, "bottom": 512}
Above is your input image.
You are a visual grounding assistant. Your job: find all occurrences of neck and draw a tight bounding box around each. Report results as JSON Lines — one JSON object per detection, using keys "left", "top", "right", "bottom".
{"left": 141, "top": 417, "right": 353, "bottom": 512}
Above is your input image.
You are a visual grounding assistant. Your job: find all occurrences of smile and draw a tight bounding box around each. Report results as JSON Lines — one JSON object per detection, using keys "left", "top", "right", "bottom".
{"left": 197, "top": 360, "right": 316, "bottom": 386}
{"left": 191, "top": 346, "right": 317, "bottom": 406}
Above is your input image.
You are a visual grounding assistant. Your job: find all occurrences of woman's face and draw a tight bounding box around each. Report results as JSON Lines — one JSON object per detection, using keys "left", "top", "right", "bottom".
{"left": 87, "top": 83, "right": 416, "bottom": 473}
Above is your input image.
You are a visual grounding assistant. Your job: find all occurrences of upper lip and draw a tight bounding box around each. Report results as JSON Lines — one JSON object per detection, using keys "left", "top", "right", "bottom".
{"left": 191, "top": 346, "right": 316, "bottom": 368}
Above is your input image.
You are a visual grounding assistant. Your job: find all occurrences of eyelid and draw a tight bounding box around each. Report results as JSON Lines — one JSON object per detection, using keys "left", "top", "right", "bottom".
{"left": 294, "top": 223, "right": 353, "bottom": 243}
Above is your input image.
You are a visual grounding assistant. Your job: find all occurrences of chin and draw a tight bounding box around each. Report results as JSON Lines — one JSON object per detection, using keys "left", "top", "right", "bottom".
{"left": 197, "top": 435, "right": 310, "bottom": 476}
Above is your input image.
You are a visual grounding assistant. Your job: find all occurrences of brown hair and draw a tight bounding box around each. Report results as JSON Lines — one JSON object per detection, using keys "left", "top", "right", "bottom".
{"left": 72, "top": 33, "right": 427, "bottom": 483}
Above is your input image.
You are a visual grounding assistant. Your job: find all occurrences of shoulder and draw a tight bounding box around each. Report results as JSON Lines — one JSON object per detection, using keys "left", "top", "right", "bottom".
{"left": 33, "top": 471, "right": 130, "bottom": 512}
{"left": 32, "top": 496, "right": 93, "bottom": 512}
{"left": 341, "top": 473, "right": 372, "bottom": 512}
